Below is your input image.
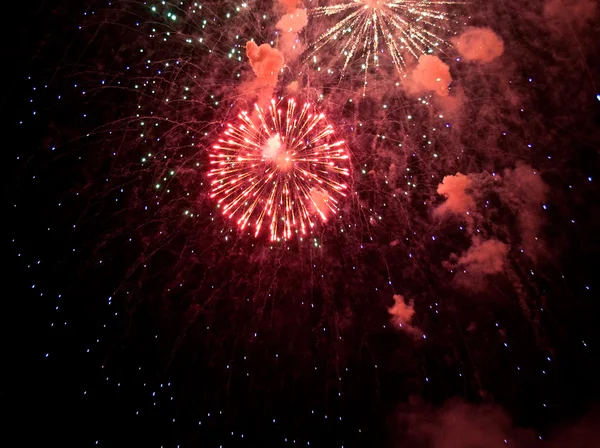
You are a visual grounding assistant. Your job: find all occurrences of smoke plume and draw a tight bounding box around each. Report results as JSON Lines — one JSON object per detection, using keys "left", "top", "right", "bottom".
{"left": 434, "top": 173, "right": 475, "bottom": 218}
{"left": 388, "top": 294, "right": 422, "bottom": 337}
{"left": 452, "top": 238, "right": 509, "bottom": 276}
{"left": 543, "top": 0, "right": 598, "bottom": 29}
{"left": 276, "top": 8, "right": 308, "bottom": 59}
{"left": 454, "top": 27, "right": 505, "bottom": 63}
{"left": 244, "top": 41, "right": 285, "bottom": 106}
{"left": 408, "top": 55, "right": 452, "bottom": 97}
{"left": 392, "top": 399, "right": 600, "bottom": 448}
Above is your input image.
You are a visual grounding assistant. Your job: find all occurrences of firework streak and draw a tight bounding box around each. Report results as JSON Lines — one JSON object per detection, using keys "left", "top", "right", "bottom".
{"left": 308, "top": 0, "right": 459, "bottom": 83}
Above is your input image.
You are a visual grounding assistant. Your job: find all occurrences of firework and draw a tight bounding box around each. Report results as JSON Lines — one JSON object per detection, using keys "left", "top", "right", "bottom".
{"left": 307, "top": 0, "right": 461, "bottom": 81}
{"left": 209, "top": 99, "right": 350, "bottom": 242}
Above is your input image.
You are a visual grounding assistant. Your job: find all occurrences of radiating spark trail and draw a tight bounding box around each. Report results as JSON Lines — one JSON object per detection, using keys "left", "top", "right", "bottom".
{"left": 209, "top": 99, "right": 350, "bottom": 242}
{"left": 307, "top": 0, "right": 461, "bottom": 87}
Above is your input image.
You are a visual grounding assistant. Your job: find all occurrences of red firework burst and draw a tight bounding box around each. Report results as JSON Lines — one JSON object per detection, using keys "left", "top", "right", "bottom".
{"left": 209, "top": 99, "right": 350, "bottom": 242}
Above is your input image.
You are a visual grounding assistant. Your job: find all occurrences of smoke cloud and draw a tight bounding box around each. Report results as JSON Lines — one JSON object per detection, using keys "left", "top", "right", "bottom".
{"left": 500, "top": 164, "right": 549, "bottom": 256}
{"left": 276, "top": 8, "right": 308, "bottom": 33}
{"left": 392, "top": 399, "right": 600, "bottom": 448}
{"left": 434, "top": 173, "right": 475, "bottom": 218}
{"left": 408, "top": 55, "right": 452, "bottom": 97}
{"left": 276, "top": 8, "right": 308, "bottom": 59}
{"left": 393, "top": 398, "right": 535, "bottom": 447}
{"left": 286, "top": 80, "right": 299, "bottom": 94}
{"left": 277, "top": 0, "right": 300, "bottom": 12}
{"left": 435, "top": 164, "right": 548, "bottom": 257}
{"left": 244, "top": 41, "right": 285, "bottom": 106}
{"left": 543, "top": 0, "right": 598, "bottom": 29}
{"left": 452, "top": 238, "right": 509, "bottom": 275}
{"left": 388, "top": 294, "right": 422, "bottom": 337}
{"left": 435, "top": 164, "right": 549, "bottom": 289}
{"left": 454, "top": 27, "right": 505, "bottom": 63}
{"left": 246, "top": 41, "right": 285, "bottom": 87}
{"left": 544, "top": 408, "right": 600, "bottom": 447}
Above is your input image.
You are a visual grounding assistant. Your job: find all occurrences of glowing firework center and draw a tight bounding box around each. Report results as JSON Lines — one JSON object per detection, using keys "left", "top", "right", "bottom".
{"left": 262, "top": 135, "right": 294, "bottom": 172}
{"left": 363, "top": 0, "right": 383, "bottom": 8}
{"left": 209, "top": 99, "right": 350, "bottom": 242}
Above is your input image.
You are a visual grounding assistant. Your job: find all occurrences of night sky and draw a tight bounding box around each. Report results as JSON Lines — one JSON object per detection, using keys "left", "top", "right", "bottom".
{"left": 4, "top": 0, "right": 600, "bottom": 446}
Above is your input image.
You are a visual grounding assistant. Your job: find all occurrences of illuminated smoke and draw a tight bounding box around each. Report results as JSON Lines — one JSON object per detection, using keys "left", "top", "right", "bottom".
{"left": 276, "top": 8, "right": 308, "bottom": 59}
{"left": 434, "top": 164, "right": 549, "bottom": 292}
{"left": 434, "top": 173, "right": 475, "bottom": 218}
{"left": 246, "top": 41, "right": 284, "bottom": 86}
{"left": 408, "top": 55, "right": 452, "bottom": 97}
{"left": 451, "top": 238, "right": 509, "bottom": 276}
{"left": 393, "top": 400, "right": 600, "bottom": 447}
{"left": 435, "top": 165, "right": 549, "bottom": 258}
{"left": 388, "top": 294, "right": 422, "bottom": 337}
{"left": 543, "top": 0, "right": 598, "bottom": 29}
{"left": 454, "top": 27, "right": 505, "bottom": 63}
{"left": 393, "top": 398, "right": 538, "bottom": 448}
{"left": 277, "top": 0, "right": 300, "bottom": 12}
{"left": 276, "top": 8, "right": 308, "bottom": 33}
{"left": 286, "top": 80, "right": 300, "bottom": 93}
{"left": 499, "top": 164, "right": 549, "bottom": 257}
{"left": 244, "top": 41, "right": 285, "bottom": 105}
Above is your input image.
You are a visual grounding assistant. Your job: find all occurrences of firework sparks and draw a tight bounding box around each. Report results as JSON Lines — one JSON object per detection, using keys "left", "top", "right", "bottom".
{"left": 307, "top": 0, "right": 461, "bottom": 84}
{"left": 209, "top": 99, "right": 350, "bottom": 242}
